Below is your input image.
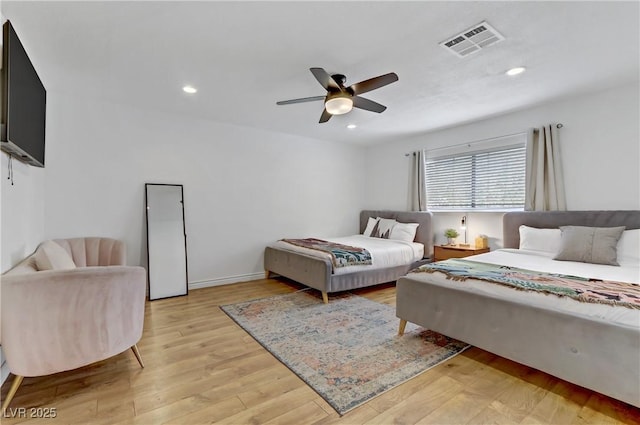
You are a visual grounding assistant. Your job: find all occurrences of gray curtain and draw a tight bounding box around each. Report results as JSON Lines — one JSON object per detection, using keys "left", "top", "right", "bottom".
{"left": 525, "top": 125, "right": 566, "bottom": 211}
{"left": 411, "top": 150, "right": 427, "bottom": 211}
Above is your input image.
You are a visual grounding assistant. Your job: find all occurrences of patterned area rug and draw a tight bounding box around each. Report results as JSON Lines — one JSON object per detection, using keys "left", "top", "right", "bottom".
{"left": 220, "top": 290, "right": 469, "bottom": 415}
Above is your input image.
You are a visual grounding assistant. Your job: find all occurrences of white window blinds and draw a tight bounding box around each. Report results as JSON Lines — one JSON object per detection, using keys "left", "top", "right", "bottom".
{"left": 425, "top": 135, "right": 526, "bottom": 211}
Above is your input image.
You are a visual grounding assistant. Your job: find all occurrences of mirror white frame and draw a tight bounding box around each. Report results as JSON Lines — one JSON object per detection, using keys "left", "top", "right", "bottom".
{"left": 145, "top": 183, "right": 188, "bottom": 300}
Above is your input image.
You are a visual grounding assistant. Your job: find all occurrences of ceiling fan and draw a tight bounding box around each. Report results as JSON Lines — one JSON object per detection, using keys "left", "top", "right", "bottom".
{"left": 276, "top": 67, "right": 399, "bottom": 123}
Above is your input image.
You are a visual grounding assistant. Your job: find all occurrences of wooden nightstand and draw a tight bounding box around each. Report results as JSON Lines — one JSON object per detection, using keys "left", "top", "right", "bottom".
{"left": 434, "top": 245, "right": 490, "bottom": 261}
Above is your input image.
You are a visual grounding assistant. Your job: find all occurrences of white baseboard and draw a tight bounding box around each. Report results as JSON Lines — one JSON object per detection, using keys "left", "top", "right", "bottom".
{"left": 189, "top": 272, "right": 265, "bottom": 290}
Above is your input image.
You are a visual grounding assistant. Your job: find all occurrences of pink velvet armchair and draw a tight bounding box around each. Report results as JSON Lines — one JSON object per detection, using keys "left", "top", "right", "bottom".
{"left": 0, "top": 237, "right": 146, "bottom": 409}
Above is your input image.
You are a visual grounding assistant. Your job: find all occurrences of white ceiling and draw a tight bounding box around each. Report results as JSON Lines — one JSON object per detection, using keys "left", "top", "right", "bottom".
{"left": 2, "top": 1, "right": 639, "bottom": 146}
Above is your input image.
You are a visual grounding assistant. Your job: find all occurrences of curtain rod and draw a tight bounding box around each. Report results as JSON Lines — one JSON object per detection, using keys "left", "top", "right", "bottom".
{"left": 534, "top": 123, "right": 563, "bottom": 133}
{"left": 404, "top": 123, "right": 564, "bottom": 156}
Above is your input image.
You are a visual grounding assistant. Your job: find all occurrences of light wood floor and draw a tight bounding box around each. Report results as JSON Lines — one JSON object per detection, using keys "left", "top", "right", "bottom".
{"left": 2, "top": 278, "right": 639, "bottom": 425}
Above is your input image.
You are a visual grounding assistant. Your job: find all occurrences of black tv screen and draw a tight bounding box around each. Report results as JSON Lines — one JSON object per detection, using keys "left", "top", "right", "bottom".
{"left": 1, "top": 20, "right": 46, "bottom": 167}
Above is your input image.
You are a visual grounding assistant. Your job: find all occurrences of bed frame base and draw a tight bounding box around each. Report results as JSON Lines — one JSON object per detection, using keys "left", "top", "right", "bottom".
{"left": 396, "top": 276, "right": 640, "bottom": 408}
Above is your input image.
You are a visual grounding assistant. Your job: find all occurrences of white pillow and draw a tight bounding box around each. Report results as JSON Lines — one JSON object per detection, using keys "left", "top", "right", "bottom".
{"left": 363, "top": 217, "right": 379, "bottom": 237}
{"left": 389, "top": 222, "right": 419, "bottom": 242}
{"left": 617, "top": 229, "right": 640, "bottom": 263}
{"left": 518, "top": 225, "right": 562, "bottom": 254}
{"left": 372, "top": 218, "right": 397, "bottom": 239}
{"left": 35, "top": 240, "right": 76, "bottom": 271}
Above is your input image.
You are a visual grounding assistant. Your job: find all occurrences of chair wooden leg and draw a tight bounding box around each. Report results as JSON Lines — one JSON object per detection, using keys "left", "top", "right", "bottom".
{"left": 264, "top": 270, "right": 270, "bottom": 279}
{"left": 1, "top": 375, "right": 24, "bottom": 411}
{"left": 322, "top": 291, "right": 329, "bottom": 304}
{"left": 398, "top": 319, "right": 407, "bottom": 336}
{"left": 131, "top": 344, "right": 145, "bottom": 368}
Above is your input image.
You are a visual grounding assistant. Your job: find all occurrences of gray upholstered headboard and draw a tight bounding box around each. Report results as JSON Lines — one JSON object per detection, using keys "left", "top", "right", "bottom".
{"left": 503, "top": 210, "right": 640, "bottom": 249}
{"left": 359, "top": 210, "right": 434, "bottom": 259}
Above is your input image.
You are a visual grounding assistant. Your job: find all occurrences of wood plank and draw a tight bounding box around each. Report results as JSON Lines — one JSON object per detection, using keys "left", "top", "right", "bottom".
{"left": 488, "top": 366, "right": 558, "bottom": 421}
{"left": 311, "top": 404, "right": 380, "bottom": 425}
{"left": 416, "top": 391, "right": 493, "bottom": 425}
{"left": 572, "top": 393, "right": 640, "bottom": 425}
{"left": 262, "top": 400, "right": 329, "bottom": 424}
{"left": 132, "top": 351, "right": 281, "bottom": 415}
{"left": 466, "top": 404, "right": 520, "bottom": 425}
{"left": 215, "top": 386, "right": 316, "bottom": 424}
{"left": 236, "top": 374, "right": 307, "bottom": 408}
{"left": 520, "top": 380, "right": 591, "bottom": 424}
{"left": 365, "top": 367, "right": 446, "bottom": 413}
{"left": 364, "top": 375, "right": 465, "bottom": 424}
{"left": 160, "top": 396, "right": 246, "bottom": 424}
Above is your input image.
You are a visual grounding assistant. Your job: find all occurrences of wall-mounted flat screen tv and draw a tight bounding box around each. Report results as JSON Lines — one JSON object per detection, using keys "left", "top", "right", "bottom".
{"left": 1, "top": 20, "right": 47, "bottom": 167}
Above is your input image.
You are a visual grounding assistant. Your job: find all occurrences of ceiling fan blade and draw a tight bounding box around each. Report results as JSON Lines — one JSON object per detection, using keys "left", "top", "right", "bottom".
{"left": 348, "top": 72, "right": 398, "bottom": 95}
{"left": 310, "top": 67, "right": 340, "bottom": 91}
{"left": 319, "top": 108, "right": 332, "bottom": 123}
{"left": 276, "top": 95, "right": 326, "bottom": 105}
{"left": 352, "top": 96, "right": 387, "bottom": 113}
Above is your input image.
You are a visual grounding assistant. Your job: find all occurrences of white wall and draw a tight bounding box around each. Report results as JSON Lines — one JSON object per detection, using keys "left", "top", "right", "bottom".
{"left": 1, "top": 154, "right": 45, "bottom": 272}
{"left": 364, "top": 82, "right": 640, "bottom": 248}
{"left": 42, "top": 92, "right": 366, "bottom": 287}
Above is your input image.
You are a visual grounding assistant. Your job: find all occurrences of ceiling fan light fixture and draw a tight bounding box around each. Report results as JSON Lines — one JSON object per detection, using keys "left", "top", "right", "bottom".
{"left": 325, "top": 96, "right": 353, "bottom": 115}
{"left": 506, "top": 66, "right": 526, "bottom": 76}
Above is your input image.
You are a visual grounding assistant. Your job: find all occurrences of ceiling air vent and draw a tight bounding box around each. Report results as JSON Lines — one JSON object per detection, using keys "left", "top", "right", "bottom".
{"left": 440, "top": 21, "right": 505, "bottom": 58}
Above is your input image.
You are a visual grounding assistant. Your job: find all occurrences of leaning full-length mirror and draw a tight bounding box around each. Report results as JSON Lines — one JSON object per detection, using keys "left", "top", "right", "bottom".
{"left": 145, "top": 183, "right": 188, "bottom": 300}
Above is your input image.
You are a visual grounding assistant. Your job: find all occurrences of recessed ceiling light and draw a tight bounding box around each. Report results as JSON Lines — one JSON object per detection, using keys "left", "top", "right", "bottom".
{"left": 505, "top": 67, "right": 526, "bottom": 76}
{"left": 347, "top": 124, "right": 357, "bottom": 129}
{"left": 183, "top": 85, "right": 197, "bottom": 94}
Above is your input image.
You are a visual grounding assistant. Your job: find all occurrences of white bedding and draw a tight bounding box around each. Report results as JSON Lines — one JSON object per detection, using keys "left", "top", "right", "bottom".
{"left": 271, "top": 235, "right": 424, "bottom": 275}
{"left": 470, "top": 248, "right": 640, "bottom": 284}
{"left": 408, "top": 249, "right": 640, "bottom": 327}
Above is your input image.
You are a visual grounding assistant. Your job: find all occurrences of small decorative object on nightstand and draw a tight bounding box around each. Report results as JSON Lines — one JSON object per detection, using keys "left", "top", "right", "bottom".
{"left": 475, "top": 235, "right": 489, "bottom": 249}
{"left": 443, "top": 228, "right": 459, "bottom": 246}
{"left": 434, "top": 244, "right": 490, "bottom": 261}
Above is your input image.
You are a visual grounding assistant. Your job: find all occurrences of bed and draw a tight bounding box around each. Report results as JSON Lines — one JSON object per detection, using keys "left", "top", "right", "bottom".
{"left": 396, "top": 210, "right": 640, "bottom": 407}
{"left": 264, "top": 210, "right": 433, "bottom": 303}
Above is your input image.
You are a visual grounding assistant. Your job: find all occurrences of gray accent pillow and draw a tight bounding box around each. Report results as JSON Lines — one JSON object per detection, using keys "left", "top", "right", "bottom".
{"left": 371, "top": 218, "right": 397, "bottom": 239}
{"left": 554, "top": 226, "right": 626, "bottom": 266}
{"left": 362, "top": 217, "right": 379, "bottom": 237}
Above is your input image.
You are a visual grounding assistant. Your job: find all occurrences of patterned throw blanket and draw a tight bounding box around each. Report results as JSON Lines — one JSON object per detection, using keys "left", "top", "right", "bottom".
{"left": 281, "top": 238, "right": 372, "bottom": 268}
{"left": 413, "top": 259, "right": 640, "bottom": 310}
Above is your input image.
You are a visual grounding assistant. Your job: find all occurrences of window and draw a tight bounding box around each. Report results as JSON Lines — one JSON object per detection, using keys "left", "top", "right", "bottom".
{"left": 425, "top": 134, "right": 526, "bottom": 211}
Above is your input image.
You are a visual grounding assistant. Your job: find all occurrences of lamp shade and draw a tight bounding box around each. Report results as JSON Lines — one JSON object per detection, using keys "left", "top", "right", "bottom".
{"left": 325, "top": 94, "right": 353, "bottom": 115}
